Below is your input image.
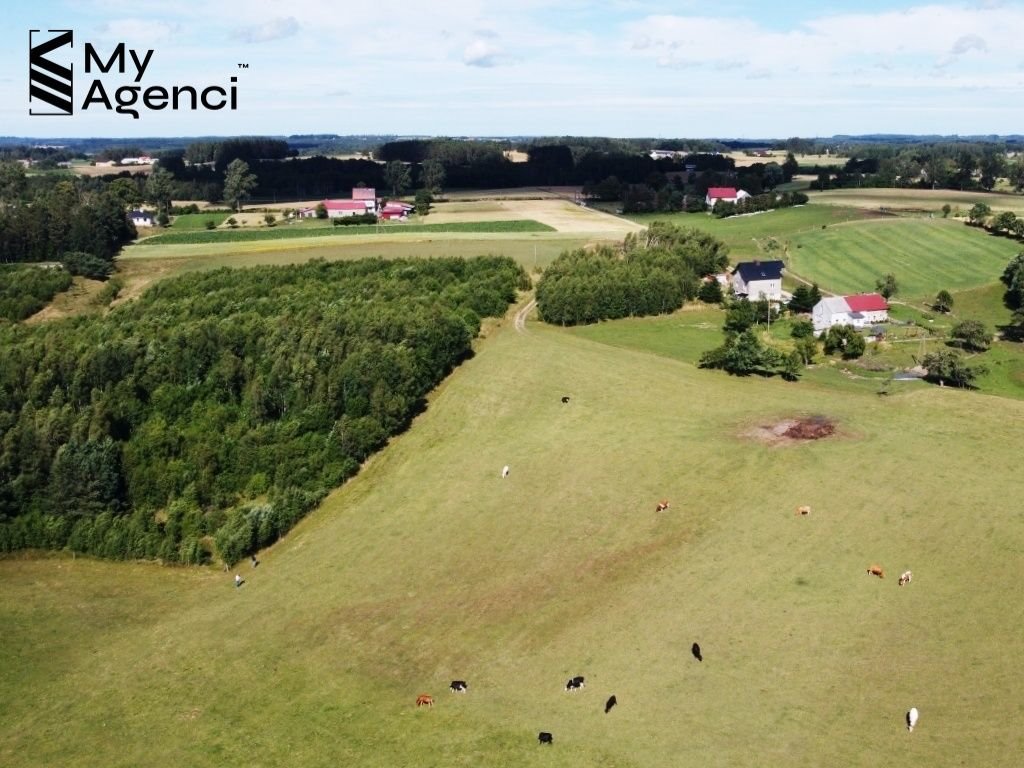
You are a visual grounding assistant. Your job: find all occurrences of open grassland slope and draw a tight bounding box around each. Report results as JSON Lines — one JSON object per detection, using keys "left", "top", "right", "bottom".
{"left": 810, "top": 188, "right": 1024, "bottom": 216}
{"left": 2, "top": 316, "right": 1024, "bottom": 767}
{"left": 786, "top": 218, "right": 1020, "bottom": 299}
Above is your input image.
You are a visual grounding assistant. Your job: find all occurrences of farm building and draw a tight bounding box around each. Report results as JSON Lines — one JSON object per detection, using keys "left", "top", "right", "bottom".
{"left": 812, "top": 293, "right": 889, "bottom": 332}
{"left": 129, "top": 209, "right": 154, "bottom": 227}
{"left": 379, "top": 201, "right": 414, "bottom": 221}
{"left": 731, "top": 260, "right": 784, "bottom": 301}
{"left": 298, "top": 200, "right": 369, "bottom": 218}
{"left": 705, "top": 187, "right": 751, "bottom": 207}
{"left": 351, "top": 187, "right": 378, "bottom": 213}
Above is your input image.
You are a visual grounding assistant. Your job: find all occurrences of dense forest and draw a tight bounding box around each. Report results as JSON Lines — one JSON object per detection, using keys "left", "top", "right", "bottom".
{"left": 535, "top": 223, "right": 729, "bottom": 325}
{"left": 0, "top": 266, "right": 73, "bottom": 321}
{"left": 0, "top": 257, "right": 529, "bottom": 564}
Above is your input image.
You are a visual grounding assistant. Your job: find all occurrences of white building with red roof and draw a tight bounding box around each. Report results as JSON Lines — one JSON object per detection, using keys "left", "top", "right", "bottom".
{"left": 705, "top": 187, "right": 751, "bottom": 207}
{"left": 813, "top": 293, "right": 889, "bottom": 332}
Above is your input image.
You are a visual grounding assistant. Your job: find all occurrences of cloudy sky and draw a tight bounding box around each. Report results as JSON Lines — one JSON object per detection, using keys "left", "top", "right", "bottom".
{"left": 3, "top": 0, "right": 1024, "bottom": 138}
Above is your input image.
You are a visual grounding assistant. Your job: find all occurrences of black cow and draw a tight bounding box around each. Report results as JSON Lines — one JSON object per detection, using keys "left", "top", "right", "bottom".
{"left": 449, "top": 680, "right": 468, "bottom": 693}
{"left": 692, "top": 642, "right": 703, "bottom": 662}
{"left": 605, "top": 695, "right": 617, "bottom": 714}
{"left": 561, "top": 396, "right": 570, "bottom": 404}
{"left": 565, "top": 675, "right": 585, "bottom": 691}
{"left": 538, "top": 731, "right": 553, "bottom": 745}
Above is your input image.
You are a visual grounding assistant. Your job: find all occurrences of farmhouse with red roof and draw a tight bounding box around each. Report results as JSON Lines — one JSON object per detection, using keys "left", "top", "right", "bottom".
{"left": 813, "top": 293, "right": 889, "bottom": 332}
{"left": 298, "top": 188, "right": 379, "bottom": 218}
{"left": 705, "top": 187, "right": 751, "bottom": 207}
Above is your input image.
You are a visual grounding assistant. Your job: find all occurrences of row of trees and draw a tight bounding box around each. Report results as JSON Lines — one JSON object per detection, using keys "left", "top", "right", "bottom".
{"left": 711, "top": 191, "right": 810, "bottom": 219}
{"left": 0, "top": 257, "right": 529, "bottom": 563}
{"left": 535, "top": 223, "right": 730, "bottom": 325}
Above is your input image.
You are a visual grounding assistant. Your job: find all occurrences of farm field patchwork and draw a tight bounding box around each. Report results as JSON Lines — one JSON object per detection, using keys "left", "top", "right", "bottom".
{"left": 3, "top": 315, "right": 1024, "bottom": 767}
{"left": 785, "top": 218, "right": 1019, "bottom": 299}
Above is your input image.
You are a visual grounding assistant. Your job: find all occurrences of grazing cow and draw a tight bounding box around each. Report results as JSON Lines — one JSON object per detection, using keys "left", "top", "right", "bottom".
{"left": 502, "top": 465, "right": 510, "bottom": 479}
{"left": 605, "top": 695, "right": 617, "bottom": 714}
{"left": 234, "top": 574, "right": 243, "bottom": 588}
{"left": 538, "top": 732, "right": 553, "bottom": 745}
{"left": 867, "top": 565, "right": 885, "bottom": 578}
{"left": 449, "top": 680, "right": 468, "bottom": 693}
{"left": 561, "top": 396, "right": 571, "bottom": 404}
{"left": 796, "top": 505, "right": 811, "bottom": 516}
{"left": 415, "top": 694, "right": 433, "bottom": 708}
{"left": 692, "top": 642, "right": 703, "bottom": 662}
{"left": 899, "top": 570, "right": 913, "bottom": 586}
{"left": 906, "top": 707, "right": 919, "bottom": 732}
{"left": 565, "top": 676, "right": 585, "bottom": 692}
{"left": 656, "top": 500, "right": 670, "bottom": 512}
{"left": 251, "top": 554, "right": 259, "bottom": 568}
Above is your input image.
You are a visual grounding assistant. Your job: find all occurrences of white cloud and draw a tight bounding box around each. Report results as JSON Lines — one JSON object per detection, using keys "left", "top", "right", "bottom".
{"left": 93, "top": 19, "right": 181, "bottom": 44}
{"left": 232, "top": 17, "right": 299, "bottom": 44}
{"left": 463, "top": 38, "right": 506, "bottom": 68}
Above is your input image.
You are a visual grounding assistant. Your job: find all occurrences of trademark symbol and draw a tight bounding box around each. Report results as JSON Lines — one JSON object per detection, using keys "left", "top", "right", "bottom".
{"left": 237, "top": 63, "right": 249, "bottom": 69}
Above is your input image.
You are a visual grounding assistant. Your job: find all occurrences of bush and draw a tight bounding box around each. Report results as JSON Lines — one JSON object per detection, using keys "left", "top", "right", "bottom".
{"left": 822, "top": 325, "right": 866, "bottom": 358}
{"left": 61, "top": 251, "right": 113, "bottom": 280}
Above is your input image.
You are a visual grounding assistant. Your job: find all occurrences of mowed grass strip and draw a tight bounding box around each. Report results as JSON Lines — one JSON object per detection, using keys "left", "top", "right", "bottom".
{"left": 167, "top": 213, "right": 228, "bottom": 230}
{"left": 787, "top": 218, "right": 1020, "bottom": 299}
{"left": 3, "top": 317, "right": 1024, "bottom": 767}
{"left": 810, "top": 188, "right": 1024, "bottom": 216}
{"left": 140, "top": 219, "right": 555, "bottom": 245}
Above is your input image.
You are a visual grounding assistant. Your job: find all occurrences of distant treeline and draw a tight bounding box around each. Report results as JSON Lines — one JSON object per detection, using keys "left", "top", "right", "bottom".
{"left": 536, "top": 223, "right": 729, "bottom": 325}
{"left": 0, "top": 257, "right": 529, "bottom": 564}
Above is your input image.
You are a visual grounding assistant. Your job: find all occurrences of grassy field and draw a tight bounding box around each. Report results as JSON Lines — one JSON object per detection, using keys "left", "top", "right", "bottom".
{"left": 786, "top": 218, "right": 1020, "bottom": 299}
{"left": 626, "top": 205, "right": 881, "bottom": 262}
{"left": 168, "top": 213, "right": 229, "bottom": 230}
{"left": 3, "top": 306, "right": 1024, "bottom": 767}
{"left": 810, "top": 188, "right": 1024, "bottom": 216}
{"left": 140, "top": 220, "right": 556, "bottom": 246}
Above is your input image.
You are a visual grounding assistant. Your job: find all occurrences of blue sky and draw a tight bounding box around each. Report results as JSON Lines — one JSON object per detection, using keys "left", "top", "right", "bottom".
{"left": 3, "top": 1, "right": 1024, "bottom": 138}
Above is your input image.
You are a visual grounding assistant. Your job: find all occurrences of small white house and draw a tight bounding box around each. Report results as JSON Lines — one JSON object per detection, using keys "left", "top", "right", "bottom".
{"left": 129, "top": 209, "right": 154, "bottom": 227}
{"left": 732, "top": 260, "right": 784, "bottom": 301}
{"left": 812, "top": 293, "right": 889, "bottom": 332}
{"left": 706, "top": 187, "right": 751, "bottom": 207}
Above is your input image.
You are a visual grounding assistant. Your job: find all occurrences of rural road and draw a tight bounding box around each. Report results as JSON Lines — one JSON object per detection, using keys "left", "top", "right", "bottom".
{"left": 515, "top": 298, "right": 537, "bottom": 333}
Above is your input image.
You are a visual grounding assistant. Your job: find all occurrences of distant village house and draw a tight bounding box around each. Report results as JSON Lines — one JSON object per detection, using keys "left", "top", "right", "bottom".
{"left": 129, "top": 210, "right": 154, "bottom": 227}
{"left": 705, "top": 187, "right": 751, "bottom": 207}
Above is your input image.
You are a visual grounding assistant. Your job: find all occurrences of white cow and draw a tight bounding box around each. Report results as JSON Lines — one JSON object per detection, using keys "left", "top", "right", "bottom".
{"left": 501, "top": 465, "right": 510, "bottom": 479}
{"left": 906, "top": 707, "right": 919, "bottom": 732}
{"left": 899, "top": 570, "right": 913, "bottom": 586}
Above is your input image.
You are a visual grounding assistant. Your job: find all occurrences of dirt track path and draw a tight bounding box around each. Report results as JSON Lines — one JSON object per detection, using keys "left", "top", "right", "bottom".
{"left": 514, "top": 297, "right": 536, "bottom": 333}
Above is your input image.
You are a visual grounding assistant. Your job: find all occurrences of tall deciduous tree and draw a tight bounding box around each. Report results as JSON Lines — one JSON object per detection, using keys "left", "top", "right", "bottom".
{"left": 950, "top": 320, "right": 993, "bottom": 351}
{"left": 875, "top": 273, "right": 899, "bottom": 299}
{"left": 223, "top": 159, "right": 258, "bottom": 212}
{"left": 420, "top": 158, "right": 446, "bottom": 196}
{"left": 933, "top": 289, "right": 954, "bottom": 313}
{"left": 145, "top": 167, "right": 175, "bottom": 218}
{"left": 384, "top": 161, "right": 411, "bottom": 197}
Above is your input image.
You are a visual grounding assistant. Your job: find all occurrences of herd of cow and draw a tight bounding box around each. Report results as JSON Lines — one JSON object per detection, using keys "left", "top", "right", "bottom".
{"left": 414, "top": 673, "right": 657, "bottom": 745}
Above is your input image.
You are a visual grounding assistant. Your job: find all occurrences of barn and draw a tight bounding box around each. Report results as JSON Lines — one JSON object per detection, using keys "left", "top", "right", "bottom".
{"left": 812, "top": 293, "right": 889, "bottom": 332}
{"left": 705, "top": 187, "right": 751, "bottom": 207}
{"left": 379, "top": 201, "right": 414, "bottom": 221}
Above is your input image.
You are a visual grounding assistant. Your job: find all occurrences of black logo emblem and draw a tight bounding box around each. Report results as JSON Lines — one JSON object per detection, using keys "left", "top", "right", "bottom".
{"left": 29, "top": 29, "right": 73, "bottom": 115}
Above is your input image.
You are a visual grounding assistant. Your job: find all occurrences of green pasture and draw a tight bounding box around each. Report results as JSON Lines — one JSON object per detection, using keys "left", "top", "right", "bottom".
{"left": 810, "top": 188, "right": 1024, "bottom": 216}
{"left": 3, "top": 310, "right": 1024, "bottom": 766}
{"left": 626, "top": 205, "right": 880, "bottom": 262}
{"left": 168, "top": 213, "right": 228, "bottom": 230}
{"left": 140, "top": 220, "right": 555, "bottom": 246}
{"left": 786, "top": 218, "right": 1019, "bottom": 299}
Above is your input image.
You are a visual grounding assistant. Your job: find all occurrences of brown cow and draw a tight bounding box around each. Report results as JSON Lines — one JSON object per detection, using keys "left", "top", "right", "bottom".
{"left": 867, "top": 565, "right": 885, "bottom": 578}
{"left": 656, "top": 500, "right": 670, "bottom": 512}
{"left": 796, "top": 505, "right": 811, "bottom": 516}
{"left": 416, "top": 694, "right": 434, "bottom": 707}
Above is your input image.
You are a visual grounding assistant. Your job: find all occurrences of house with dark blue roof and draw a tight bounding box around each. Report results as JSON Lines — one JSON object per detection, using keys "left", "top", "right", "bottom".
{"left": 731, "top": 260, "right": 784, "bottom": 300}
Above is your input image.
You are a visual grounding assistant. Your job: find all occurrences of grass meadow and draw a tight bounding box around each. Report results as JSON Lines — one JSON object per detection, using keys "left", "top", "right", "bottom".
{"left": 810, "top": 188, "right": 1024, "bottom": 216}
{"left": 3, "top": 310, "right": 1024, "bottom": 767}
{"left": 168, "top": 212, "right": 229, "bottom": 230}
{"left": 785, "top": 218, "right": 1020, "bottom": 300}
{"left": 140, "top": 219, "right": 556, "bottom": 246}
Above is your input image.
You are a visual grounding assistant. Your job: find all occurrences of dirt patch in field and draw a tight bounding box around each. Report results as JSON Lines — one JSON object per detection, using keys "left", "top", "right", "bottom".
{"left": 743, "top": 415, "right": 837, "bottom": 446}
